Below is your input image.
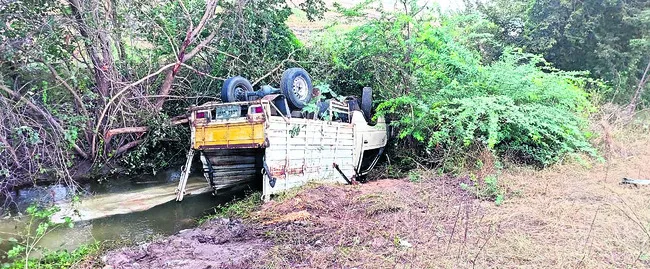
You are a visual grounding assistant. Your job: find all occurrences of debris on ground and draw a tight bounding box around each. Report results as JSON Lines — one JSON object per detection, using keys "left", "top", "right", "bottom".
{"left": 621, "top": 177, "right": 650, "bottom": 185}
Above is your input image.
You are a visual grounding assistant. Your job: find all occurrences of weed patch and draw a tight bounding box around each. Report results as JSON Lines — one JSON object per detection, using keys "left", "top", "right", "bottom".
{"left": 199, "top": 192, "right": 262, "bottom": 224}
{"left": 460, "top": 175, "right": 507, "bottom": 205}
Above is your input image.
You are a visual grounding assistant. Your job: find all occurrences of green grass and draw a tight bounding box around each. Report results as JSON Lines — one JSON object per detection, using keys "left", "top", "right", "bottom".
{"left": 2, "top": 243, "right": 102, "bottom": 269}
{"left": 198, "top": 192, "right": 263, "bottom": 224}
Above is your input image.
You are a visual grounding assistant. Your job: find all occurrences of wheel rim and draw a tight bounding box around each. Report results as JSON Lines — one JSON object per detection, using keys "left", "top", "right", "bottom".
{"left": 235, "top": 86, "right": 246, "bottom": 101}
{"left": 292, "top": 76, "right": 308, "bottom": 100}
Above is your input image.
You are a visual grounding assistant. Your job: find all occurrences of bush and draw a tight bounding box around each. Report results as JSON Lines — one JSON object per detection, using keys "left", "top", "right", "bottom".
{"left": 309, "top": 4, "right": 600, "bottom": 168}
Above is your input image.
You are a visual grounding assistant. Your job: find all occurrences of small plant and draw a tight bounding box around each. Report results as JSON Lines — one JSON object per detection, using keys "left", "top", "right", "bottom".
{"left": 199, "top": 192, "right": 262, "bottom": 224}
{"left": 461, "top": 175, "right": 506, "bottom": 206}
{"left": 0, "top": 204, "right": 98, "bottom": 268}
{"left": 408, "top": 171, "right": 422, "bottom": 182}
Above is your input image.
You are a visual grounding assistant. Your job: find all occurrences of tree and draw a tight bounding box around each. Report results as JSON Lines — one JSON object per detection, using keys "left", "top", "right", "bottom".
{"left": 473, "top": 0, "right": 650, "bottom": 107}
{"left": 0, "top": 0, "right": 325, "bottom": 194}
{"left": 310, "top": 2, "right": 598, "bottom": 169}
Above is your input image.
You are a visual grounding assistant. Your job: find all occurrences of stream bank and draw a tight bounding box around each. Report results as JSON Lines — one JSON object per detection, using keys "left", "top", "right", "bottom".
{"left": 0, "top": 169, "right": 257, "bottom": 259}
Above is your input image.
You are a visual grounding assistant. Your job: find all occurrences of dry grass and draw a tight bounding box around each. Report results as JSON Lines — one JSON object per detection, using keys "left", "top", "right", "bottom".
{"left": 102, "top": 114, "right": 650, "bottom": 268}
{"left": 491, "top": 129, "right": 650, "bottom": 268}
{"left": 248, "top": 130, "right": 650, "bottom": 268}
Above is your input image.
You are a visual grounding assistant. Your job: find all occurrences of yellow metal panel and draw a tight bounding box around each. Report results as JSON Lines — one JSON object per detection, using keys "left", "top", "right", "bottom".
{"left": 193, "top": 122, "right": 265, "bottom": 149}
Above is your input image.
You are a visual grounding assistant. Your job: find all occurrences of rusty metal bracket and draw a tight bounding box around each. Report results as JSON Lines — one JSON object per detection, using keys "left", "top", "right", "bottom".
{"left": 263, "top": 161, "right": 276, "bottom": 188}
{"left": 205, "top": 156, "right": 216, "bottom": 192}
{"left": 333, "top": 163, "right": 353, "bottom": 185}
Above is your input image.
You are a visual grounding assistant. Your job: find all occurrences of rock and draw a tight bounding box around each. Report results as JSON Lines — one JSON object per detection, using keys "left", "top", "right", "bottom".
{"left": 399, "top": 239, "right": 412, "bottom": 248}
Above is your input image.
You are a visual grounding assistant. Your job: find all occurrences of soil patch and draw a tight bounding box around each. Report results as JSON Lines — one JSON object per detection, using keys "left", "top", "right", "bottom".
{"left": 102, "top": 138, "right": 650, "bottom": 268}
{"left": 102, "top": 218, "right": 269, "bottom": 269}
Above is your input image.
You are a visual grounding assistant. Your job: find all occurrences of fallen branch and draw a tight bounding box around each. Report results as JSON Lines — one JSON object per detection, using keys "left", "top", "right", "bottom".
{"left": 102, "top": 116, "right": 189, "bottom": 155}
{"left": 104, "top": 126, "right": 149, "bottom": 145}
{"left": 113, "top": 139, "right": 145, "bottom": 157}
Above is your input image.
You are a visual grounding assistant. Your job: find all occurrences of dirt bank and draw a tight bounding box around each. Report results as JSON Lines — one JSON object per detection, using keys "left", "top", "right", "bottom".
{"left": 102, "top": 138, "right": 650, "bottom": 268}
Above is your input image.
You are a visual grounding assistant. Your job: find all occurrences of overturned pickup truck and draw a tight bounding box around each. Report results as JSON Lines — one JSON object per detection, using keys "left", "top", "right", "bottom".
{"left": 175, "top": 68, "right": 388, "bottom": 201}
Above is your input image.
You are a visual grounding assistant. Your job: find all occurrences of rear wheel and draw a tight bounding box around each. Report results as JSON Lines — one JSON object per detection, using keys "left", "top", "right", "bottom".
{"left": 280, "top": 68, "right": 313, "bottom": 109}
{"left": 221, "top": 76, "right": 253, "bottom": 102}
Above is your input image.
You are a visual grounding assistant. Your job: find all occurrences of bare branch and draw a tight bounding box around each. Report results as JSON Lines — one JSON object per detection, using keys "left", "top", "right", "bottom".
{"left": 0, "top": 133, "right": 21, "bottom": 169}
{"left": 252, "top": 50, "right": 297, "bottom": 86}
{"left": 91, "top": 62, "right": 178, "bottom": 156}
{"left": 0, "top": 84, "right": 89, "bottom": 159}
{"left": 627, "top": 58, "right": 650, "bottom": 113}
{"left": 39, "top": 59, "right": 90, "bottom": 119}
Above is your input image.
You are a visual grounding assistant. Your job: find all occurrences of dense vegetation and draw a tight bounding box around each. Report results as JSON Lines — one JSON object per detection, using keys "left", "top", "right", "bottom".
{"left": 1, "top": 0, "right": 648, "bottom": 191}
{"left": 309, "top": 6, "right": 603, "bottom": 169}
{"left": 1, "top": 0, "right": 649, "bottom": 266}
{"left": 0, "top": 0, "right": 324, "bottom": 193}
{"left": 469, "top": 0, "right": 650, "bottom": 108}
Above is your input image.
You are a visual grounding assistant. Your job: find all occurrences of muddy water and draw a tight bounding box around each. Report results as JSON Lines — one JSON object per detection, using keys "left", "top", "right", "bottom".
{"left": 0, "top": 169, "right": 257, "bottom": 253}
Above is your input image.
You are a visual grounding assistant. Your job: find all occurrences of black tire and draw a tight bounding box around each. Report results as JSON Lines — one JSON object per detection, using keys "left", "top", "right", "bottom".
{"left": 221, "top": 76, "right": 253, "bottom": 103}
{"left": 280, "top": 68, "right": 313, "bottom": 109}
{"left": 361, "top": 87, "right": 373, "bottom": 122}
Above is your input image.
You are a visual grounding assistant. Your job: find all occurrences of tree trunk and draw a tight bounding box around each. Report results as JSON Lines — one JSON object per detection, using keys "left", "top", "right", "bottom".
{"left": 68, "top": 0, "right": 111, "bottom": 98}
{"left": 627, "top": 58, "right": 650, "bottom": 114}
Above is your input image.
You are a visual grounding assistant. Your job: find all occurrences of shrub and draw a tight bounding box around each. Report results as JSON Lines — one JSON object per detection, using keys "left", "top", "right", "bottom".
{"left": 309, "top": 3, "right": 600, "bottom": 168}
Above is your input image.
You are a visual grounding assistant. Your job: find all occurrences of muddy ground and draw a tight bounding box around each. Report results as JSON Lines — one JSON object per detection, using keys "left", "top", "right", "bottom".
{"left": 99, "top": 134, "right": 650, "bottom": 268}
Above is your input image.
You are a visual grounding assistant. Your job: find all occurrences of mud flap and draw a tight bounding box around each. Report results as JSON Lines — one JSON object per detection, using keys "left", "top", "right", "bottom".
{"left": 261, "top": 157, "right": 275, "bottom": 202}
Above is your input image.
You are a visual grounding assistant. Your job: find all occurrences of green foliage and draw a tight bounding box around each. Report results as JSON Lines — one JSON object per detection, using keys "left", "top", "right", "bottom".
{"left": 121, "top": 114, "right": 189, "bottom": 175}
{"left": 310, "top": 3, "right": 599, "bottom": 168}
{"left": 407, "top": 171, "right": 421, "bottom": 182}
{"left": 1, "top": 204, "right": 96, "bottom": 269}
{"left": 460, "top": 175, "right": 505, "bottom": 205}
{"left": 199, "top": 192, "right": 262, "bottom": 224}
{"left": 380, "top": 51, "right": 599, "bottom": 167}
{"left": 3, "top": 243, "right": 100, "bottom": 269}
{"left": 473, "top": 0, "right": 650, "bottom": 106}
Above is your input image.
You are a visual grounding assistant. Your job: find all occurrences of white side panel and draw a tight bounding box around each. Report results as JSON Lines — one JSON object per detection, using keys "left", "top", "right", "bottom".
{"left": 263, "top": 118, "right": 355, "bottom": 196}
